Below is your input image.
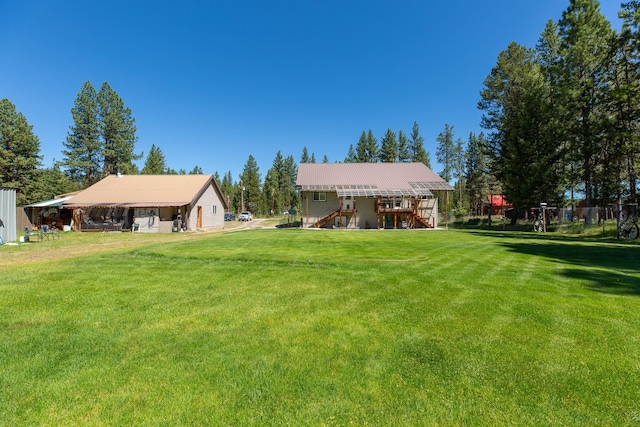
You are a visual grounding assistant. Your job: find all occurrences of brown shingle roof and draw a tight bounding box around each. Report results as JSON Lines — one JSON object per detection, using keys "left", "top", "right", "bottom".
{"left": 296, "top": 162, "right": 453, "bottom": 197}
{"left": 63, "top": 174, "right": 227, "bottom": 208}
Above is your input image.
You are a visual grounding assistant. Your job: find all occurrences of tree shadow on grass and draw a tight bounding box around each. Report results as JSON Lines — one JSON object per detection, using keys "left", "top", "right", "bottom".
{"left": 561, "top": 267, "right": 640, "bottom": 296}
{"left": 468, "top": 230, "right": 640, "bottom": 296}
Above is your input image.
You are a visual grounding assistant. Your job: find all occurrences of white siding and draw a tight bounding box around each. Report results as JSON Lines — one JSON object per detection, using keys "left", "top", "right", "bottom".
{"left": 188, "top": 183, "right": 225, "bottom": 230}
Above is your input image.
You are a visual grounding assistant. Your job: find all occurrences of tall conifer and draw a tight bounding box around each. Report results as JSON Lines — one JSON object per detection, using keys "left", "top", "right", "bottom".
{"left": 62, "top": 81, "right": 101, "bottom": 185}
{"left": 0, "top": 99, "right": 42, "bottom": 205}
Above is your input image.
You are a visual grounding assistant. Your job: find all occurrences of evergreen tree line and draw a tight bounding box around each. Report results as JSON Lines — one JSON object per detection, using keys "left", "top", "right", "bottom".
{"left": 0, "top": 82, "right": 478, "bottom": 216}
{"left": 343, "top": 122, "right": 432, "bottom": 166}
{"left": 0, "top": 75, "right": 438, "bottom": 215}
{"left": 476, "top": 0, "right": 640, "bottom": 222}
{"left": 216, "top": 0, "right": 640, "bottom": 220}
{"left": 427, "top": 1, "right": 640, "bottom": 220}
{"left": 432, "top": 123, "right": 499, "bottom": 217}
{"left": 340, "top": 121, "right": 498, "bottom": 218}
{"left": 216, "top": 122, "right": 437, "bottom": 216}
{"left": 217, "top": 152, "right": 300, "bottom": 217}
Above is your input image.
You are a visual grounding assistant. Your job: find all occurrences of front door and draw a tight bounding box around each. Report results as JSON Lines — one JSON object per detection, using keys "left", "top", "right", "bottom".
{"left": 197, "top": 206, "right": 202, "bottom": 228}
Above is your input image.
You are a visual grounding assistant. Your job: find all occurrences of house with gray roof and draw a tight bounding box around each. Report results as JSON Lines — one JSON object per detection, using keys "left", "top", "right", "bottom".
{"left": 296, "top": 162, "right": 454, "bottom": 229}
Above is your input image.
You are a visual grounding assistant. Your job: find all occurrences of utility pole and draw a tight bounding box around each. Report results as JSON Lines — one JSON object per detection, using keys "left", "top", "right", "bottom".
{"left": 240, "top": 180, "right": 245, "bottom": 212}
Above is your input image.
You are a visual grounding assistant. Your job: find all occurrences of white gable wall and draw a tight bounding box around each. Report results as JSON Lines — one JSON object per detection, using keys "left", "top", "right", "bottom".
{"left": 187, "top": 183, "right": 224, "bottom": 230}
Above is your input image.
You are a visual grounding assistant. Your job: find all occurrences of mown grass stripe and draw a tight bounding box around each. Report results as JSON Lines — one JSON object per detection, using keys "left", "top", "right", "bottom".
{"left": 1, "top": 228, "right": 639, "bottom": 425}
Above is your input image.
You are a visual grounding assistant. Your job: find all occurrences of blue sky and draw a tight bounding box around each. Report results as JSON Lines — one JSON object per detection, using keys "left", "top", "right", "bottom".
{"left": 0, "top": 1, "right": 623, "bottom": 181}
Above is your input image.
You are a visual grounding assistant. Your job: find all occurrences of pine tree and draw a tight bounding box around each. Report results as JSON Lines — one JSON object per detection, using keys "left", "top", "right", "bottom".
{"left": 410, "top": 121, "right": 431, "bottom": 167}
{"left": 365, "top": 129, "right": 379, "bottom": 162}
{"left": 272, "top": 151, "right": 285, "bottom": 203}
{"left": 219, "top": 170, "right": 235, "bottom": 210}
{"left": 30, "top": 163, "right": 76, "bottom": 203}
{"left": 479, "top": 42, "right": 564, "bottom": 218}
{"left": 240, "top": 155, "right": 261, "bottom": 214}
{"left": 141, "top": 144, "right": 166, "bottom": 174}
{"left": 270, "top": 151, "right": 288, "bottom": 212}
{"left": 379, "top": 128, "right": 398, "bottom": 162}
{"left": 283, "top": 155, "right": 298, "bottom": 209}
{"left": 397, "top": 130, "right": 410, "bottom": 162}
{"left": 344, "top": 144, "right": 357, "bottom": 163}
{"left": 537, "top": 19, "right": 573, "bottom": 203}
{"left": 436, "top": 124, "right": 456, "bottom": 182}
{"left": 322, "top": 155, "right": 330, "bottom": 163}
{"left": 613, "top": 2, "right": 640, "bottom": 201}
{"left": 301, "top": 146, "right": 310, "bottom": 163}
{"left": 557, "top": 0, "right": 615, "bottom": 211}
{"left": 263, "top": 168, "right": 281, "bottom": 215}
{"left": 62, "top": 81, "right": 102, "bottom": 185}
{"left": 98, "top": 82, "right": 141, "bottom": 176}
{"left": 355, "top": 131, "right": 368, "bottom": 162}
{"left": 0, "top": 99, "right": 42, "bottom": 205}
{"left": 453, "top": 137, "right": 466, "bottom": 209}
{"left": 465, "top": 132, "right": 489, "bottom": 216}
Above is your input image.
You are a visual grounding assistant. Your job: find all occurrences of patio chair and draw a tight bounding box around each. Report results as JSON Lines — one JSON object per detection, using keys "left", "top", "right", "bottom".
{"left": 43, "top": 224, "right": 60, "bottom": 240}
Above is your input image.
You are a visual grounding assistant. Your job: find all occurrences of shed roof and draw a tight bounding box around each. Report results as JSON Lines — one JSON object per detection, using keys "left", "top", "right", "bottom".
{"left": 64, "top": 174, "right": 227, "bottom": 209}
{"left": 25, "top": 195, "right": 74, "bottom": 208}
{"left": 296, "top": 162, "right": 453, "bottom": 197}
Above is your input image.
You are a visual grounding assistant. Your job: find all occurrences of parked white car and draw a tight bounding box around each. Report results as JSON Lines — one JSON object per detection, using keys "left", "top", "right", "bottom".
{"left": 238, "top": 211, "right": 253, "bottom": 221}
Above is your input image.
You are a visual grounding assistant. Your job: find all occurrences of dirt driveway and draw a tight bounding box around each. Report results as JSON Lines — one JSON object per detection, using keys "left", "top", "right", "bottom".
{"left": 0, "top": 218, "right": 275, "bottom": 269}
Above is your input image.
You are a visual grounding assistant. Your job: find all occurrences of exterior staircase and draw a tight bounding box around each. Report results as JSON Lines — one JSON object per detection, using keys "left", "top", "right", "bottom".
{"left": 311, "top": 210, "right": 340, "bottom": 228}
{"left": 409, "top": 212, "right": 433, "bottom": 228}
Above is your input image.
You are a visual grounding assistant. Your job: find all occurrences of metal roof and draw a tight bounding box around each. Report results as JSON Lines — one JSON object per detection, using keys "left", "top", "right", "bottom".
{"left": 25, "top": 195, "right": 74, "bottom": 208}
{"left": 63, "top": 174, "right": 228, "bottom": 209}
{"left": 331, "top": 185, "right": 433, "bottom": 198}
{"left": 296, "top": 162, "right": 453, "bottom": 197}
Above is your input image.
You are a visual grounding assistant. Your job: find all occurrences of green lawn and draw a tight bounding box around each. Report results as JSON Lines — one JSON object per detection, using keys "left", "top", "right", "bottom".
{"left": 1, "top": 228, "right": 639, "bottom": 425}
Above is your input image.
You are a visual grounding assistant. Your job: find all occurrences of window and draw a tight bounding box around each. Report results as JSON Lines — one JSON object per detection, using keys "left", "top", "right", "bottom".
{"left": 313, "top": 192, "right": 326, "bottom": 202}
{"left": 213, "top": 205, "right": 217, "bottom": 214}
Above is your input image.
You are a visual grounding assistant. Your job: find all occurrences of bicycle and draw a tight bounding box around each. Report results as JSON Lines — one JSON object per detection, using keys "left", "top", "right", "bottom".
{"left": 617, "top": 207, "right": 639, "bottom": 240}
{"left": 533, "top": 211, "right": 544, "bottom": 232}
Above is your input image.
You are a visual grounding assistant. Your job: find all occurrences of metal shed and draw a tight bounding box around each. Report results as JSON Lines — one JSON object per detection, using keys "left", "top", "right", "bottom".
{"left": 0, "top": 188, "right": 17, "bottom": 243}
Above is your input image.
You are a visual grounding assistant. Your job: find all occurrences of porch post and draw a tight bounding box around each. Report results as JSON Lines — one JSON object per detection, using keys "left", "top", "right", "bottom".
{"left": 445, "top": 191, "right": 449, "bottom": 230}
